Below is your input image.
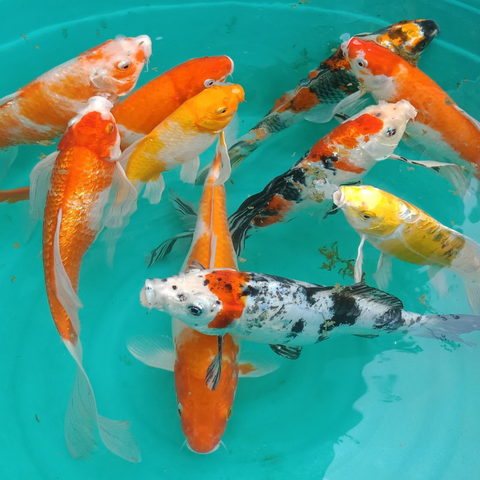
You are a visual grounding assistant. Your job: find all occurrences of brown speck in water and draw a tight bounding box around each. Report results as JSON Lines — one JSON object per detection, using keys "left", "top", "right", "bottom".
{"left": 13, "top": 242, "right": 19, "bottom": 250}
{"left": 35, "top": 414, "right": 41, "bottom": 423}
{"left": 292, "top": 4, "right": 297, "bottom": 8}
{"left": 152, "top": 66, "right": 158, "bottom": 72}
{"left": 238, "top": 257, "right": 247, "bottom": 263}
{"left": 448, "top": 190, "right": 458, "bottom": 196}
{"left": 418, "top": 294, "right": 430, "bottom": 309}
{"left": 400, "top": 443, "right": 405, "bottom": 447}
{"left": 35, "top": 46, "right": 39, "bottom": 50}
{"left": 11, "top": 276, "right": 15, "bottom": 283}
{"left": 445, "top": 97, "right": 454, "bottom": 106}
{"left": 464, "top": 78, "right": 468, "bottom": 83}
{"left": 21, "top": 33, "right": 28, "bottom": 42}
{"left": 37, "top": 140, "right": 55, "bottom": 146}
{"left": 96, "top": 30, "right": 100, "bottom": 37}
{"left": 407, "top": 166, "right": 414, "bottom": 171}
{"left": 230, "top": 179, "right": 235, "bottom": 185}
{"left": 299, "top": 0, "right": 310, "bottom": 3}
{"left": 39, "top": 153, "right": 47, "bottom": 160}
{"left": 292, "top": 152, "right": 296, "bottom": 157}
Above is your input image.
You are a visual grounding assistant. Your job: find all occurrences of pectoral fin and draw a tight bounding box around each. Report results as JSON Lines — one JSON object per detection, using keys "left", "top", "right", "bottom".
{"left": 212, "top": 131, "right": 232, "bottom": 186}
{"left": 126, "top": 334, "right": 175, "bottom": 371}
{"left": 238, "top": 350, "right": 282, "bottom": 377}
{"left": 373, "top": 252, "right": 393, "bottom": 291}
{"left": 354, "top": 235, "right": 366, "bottom": 284}
{"left": 304, "top": 90, "right": 364, "bottom": 124}
{"left": 180, "top": 156, "right": 200, "bottom": 184}
{"left": 142, "top": 175, "right": 165, "bottom": 205}
{"left": 463, "top": 280, "right": 480, "bottom": 315}
{"left": 427, "top": 265, "right": 448, "bottom": 299}
{"left": 269, "top": 344, "right": 303, "bottom": 360}
{"left": 205, "top": 335, "right": 223, "bottom": 391}
{"left": 29, "top": 151, "right": 58, "bottom": 222}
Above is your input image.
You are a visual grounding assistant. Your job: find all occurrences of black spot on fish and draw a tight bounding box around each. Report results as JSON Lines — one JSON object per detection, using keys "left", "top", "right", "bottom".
{"left": 291, "top": 319, "right": 305, "bottom": 333}
{"left": 330, "top": 291, "right": 361, "bottom": 326}
{"left": 374, "top": 309, "right": 404, "bottom": 330}
{"left": 178, "top": 293, "right": 187, "bottom": 302}
{"left": 172, "top": 285, "right": 177, "bottom": 290}
{"left": 204, "top": 279, "right": 210, "bottom": 286}
{"left": 224, "top": 283, "right": 233, "bottom": 291}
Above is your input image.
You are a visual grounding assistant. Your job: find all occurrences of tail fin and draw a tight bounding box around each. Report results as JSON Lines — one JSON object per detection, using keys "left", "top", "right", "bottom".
{"left": 0, "top": 146, "right": 18, "bottom": 184}
{"left": 410, "top": 314, "right": 480, "bottom": 346}
{"left": 64, "top": 341, "right": 140, "bottom": 462}
{"left": 0, "top": 186, "right": 30, "bottom": 204}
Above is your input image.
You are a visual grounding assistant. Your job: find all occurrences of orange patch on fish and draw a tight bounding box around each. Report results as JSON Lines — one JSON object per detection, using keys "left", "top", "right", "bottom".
{"left": 239, "top": 362, "right": 257, "bottom": 375}
{"left": 253, "top": 195, "right": 294, "bottom": 227}
{"left": 206, "top": 271, "right": 250, "bottom": 329}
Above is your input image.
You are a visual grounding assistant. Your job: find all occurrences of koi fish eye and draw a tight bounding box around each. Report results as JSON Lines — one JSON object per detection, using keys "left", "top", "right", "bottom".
{"left": 216, "top": 107, "right": 228, "bottom": 115}
{"left": 204, "top": 78, "right": 215, "bottom": 87}
{"left": 117, "top": 60, "right": 131, "bottom": 70}
{"left": 385, "top": 127, "right": 397, "bottom": 137}
{"left": 356, "top": 58, "right": 368, "bottom": 69}
{"left": 361, "top": 211, "right": 376, "bottom": 220}
{"left": 226, "top": 407, "right": 233, "bottom": 421}
{"left": 187, "top": 304, "right": 204, "bottom": 316}
{"left": 177, "top": 403, "right": 183, "bottom": 417}
{"left": 105, "top": 122, "right": 114, "bottom": 134}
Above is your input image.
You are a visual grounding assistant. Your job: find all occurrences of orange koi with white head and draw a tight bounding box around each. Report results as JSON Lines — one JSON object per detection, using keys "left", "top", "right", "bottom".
{"left": 30, "top": 96, "right": 139, "bottom": 461}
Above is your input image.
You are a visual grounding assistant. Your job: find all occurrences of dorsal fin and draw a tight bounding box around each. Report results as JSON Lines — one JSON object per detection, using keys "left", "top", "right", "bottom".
{"left": 334, "top": 282, "right": 404, "bottom": 309}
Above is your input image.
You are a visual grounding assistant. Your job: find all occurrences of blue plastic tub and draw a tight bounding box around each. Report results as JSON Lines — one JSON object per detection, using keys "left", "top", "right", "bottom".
{"left": 1, "top": 1, "right": 480, "bottom": 479}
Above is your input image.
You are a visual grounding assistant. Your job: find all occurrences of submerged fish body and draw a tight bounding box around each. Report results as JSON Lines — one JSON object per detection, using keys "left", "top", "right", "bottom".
{"left": 0, "top": 35, "right": 151, "bottom": 149}
{"left": 129, "top": 134, "right": 278, "bottom": 454}
{"left": 120, "top": 84, "right": 244, "bottom": 204}
{"left": 334, "top": 185, "right": 480, "bottom": 314}
{"left": 226, "top": 19, "right": 439, "bottom": 170}
{"left": 343, "top": 37, "right": 480, "bottom": 178}
{"left": 32, "top": 96, "right": 139, "bottom": 461}
{"left": 140, "top": 268, "right": 480, "bottom": 347}
{"left": 113, "top": 55, "right": 234, "bottom": 149}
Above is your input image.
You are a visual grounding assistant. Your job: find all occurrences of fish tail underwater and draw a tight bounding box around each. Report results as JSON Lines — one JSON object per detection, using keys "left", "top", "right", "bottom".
{"left": 1, "top": 1, "right": 480, "bottom": 479}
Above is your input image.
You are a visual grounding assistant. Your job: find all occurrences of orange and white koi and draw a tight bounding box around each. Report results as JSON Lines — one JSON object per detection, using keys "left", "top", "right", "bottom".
{"left": 30, "top": 97, "right": 138, "bottom": 461}
{"left": 151, "top": 100, "right": 466, "bottom": 263}
{"left": 112, "top": 55, "right": 234, "bottom": 149}
{"left": 334, "top": 185, "right": 480, "bottom": 314}
{"left": 0, "top": 35, "right": 151, "bottom": 180}
{"left": 128, "top": 133, "right": 278, "bottom": 454}
{"left": 225, "top": 19, "right": 440, "bottom": 171}
{"left": 119, "top": 84, "right": 244, "bottom": 204}
{"left": 343, "top": 37, "right": 480, "bottom": 179}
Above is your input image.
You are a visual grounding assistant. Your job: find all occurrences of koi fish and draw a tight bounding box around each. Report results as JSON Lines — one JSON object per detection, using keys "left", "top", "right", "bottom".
{"left": 139, "top": 267, "right": 480, "bottom": 353}
{"left": 221, "top": 19, "right": 439, "bottom": 173}
{"left": 112, "top": 56, "right": 234, "bottom": 149}
{"left": 150, "top": 100, "right": 466, "bottom": 265}
{"left": 118, "top": 84, "right": 244, "bottom": 204}
{"left": 342, "top": 37, "right": 480, "bottom": 179}
{"left": 0, "top": 35, "right": 151, "bottom": 180}
{"left": 128, "top": 133, "right": 279, "bottom": 454}
{"left": 333, "top": 185, "right": 480, "bottom": 314}
{"left": 30, "top": 97, "right": 139, "bottom": 461}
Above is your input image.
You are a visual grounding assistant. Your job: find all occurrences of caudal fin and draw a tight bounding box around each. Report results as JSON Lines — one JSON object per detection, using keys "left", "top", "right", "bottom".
{"left": 64, "top": 341, "right": 140, "bottom": 462}
{"left": 410, "top": 313, "right": 480, "bottom": 346}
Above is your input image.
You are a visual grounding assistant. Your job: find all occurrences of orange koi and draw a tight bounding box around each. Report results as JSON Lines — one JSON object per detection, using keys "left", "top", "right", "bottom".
{"left": 30, "top": 96, "right": 138, "bottom": 461}
{"left": 129, "top": 133, "right": 279, "bottom": 454}
{"left": 112, "top": 56, "right": 234, "bottom": 148}
{"left": 343, "top": 37, "right": 480, "bottom": 179}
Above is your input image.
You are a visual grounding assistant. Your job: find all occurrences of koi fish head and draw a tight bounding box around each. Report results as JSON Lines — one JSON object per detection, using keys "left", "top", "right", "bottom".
{"left": 190, "top": 84, "right": 245, "bottom": 133}
{"left": 358, "top": 19, "right": 440, "bottom": 65}
{"left": 58, "top": 96, "right": 121, "bottom": 160}
{"left": 333, "top": 185, "right": 404, "bottom": 237}
{"left": 190, "top": 55, "right": 235, "bottom": 87}
{"left": 140, "top": 269, "right": 249, "bottom": 334}
{"left": 82, "top": 35, "right": 152, "bottom": 97}
{"left": 175, "top": 328, "right": 239, "bottom": 454}
{"left": 342, "top": 37, "right": 411, "bottom": 96}
{"left": 344, "top": 100, "right": 417, "bottom": 160}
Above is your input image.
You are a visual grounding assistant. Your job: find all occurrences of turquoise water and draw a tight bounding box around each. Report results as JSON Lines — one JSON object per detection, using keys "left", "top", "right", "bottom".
{"left": 1, "top": 1, "right": 480, "bottom": 478}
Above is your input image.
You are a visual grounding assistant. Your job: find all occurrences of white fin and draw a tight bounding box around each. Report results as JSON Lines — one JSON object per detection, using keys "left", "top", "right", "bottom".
{"left": 180, "top": 156, "right": 200, "bottom": 184}
{"left": 143, "top": 175, "right": 165, "bottom": 204}
{"left": 29, "top": 151, "right": 58, "bottom": 222}
{"left": 212, "top": 132, "right": 231, "bottom": 186}
{"left": 127, "top": 334, "right": 175, "bottom": 371}
{"left": 354, "top": 235, "right": 366, "bottom": 283}
{"left": 238, "top": 350, "right": 281, "bottom": 378}
{"left": 54, "top": 209, "right": 83, "bottom": 335}
{"left": 373, "top": 253, "right": 393, "bottom": 291}
{"left": 389, "top": 154, "right": 468, "bottom": 197}
{"left": 464, "top": 280, "right": 480, "bottom": 315}
{"left": 64, "top": 341, "right": 141, "bottom": 462}
{"left": 454, "top": 104, "right": 480, "bottom": 133}
{"left": 0, "top": 91, "right": 20, "bottom": 107}
{"left": 102, "top": 163, "right": 138, "bottom": 265}
{"left": 223, "top": 113, "right": 239, "bottom": 148}
{"left": 0, "top": 146, "right": 19, "bottom": 183}
{"left": 304, "top": 90, "right": 363, "bottom": 124}
{"left": 427, "top": 265, "right": 449, "bottom": 299}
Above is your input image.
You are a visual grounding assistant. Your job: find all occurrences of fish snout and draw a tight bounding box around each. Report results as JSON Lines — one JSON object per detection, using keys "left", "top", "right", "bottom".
{"left": 186, "top": 440, "right": 221, "bottom": 455}
{"left": 140, "top": 278, "right": 165, "bottom": 310}
{"left": 136, "top": 35, "right": 153, "bottom": 61}
{"left": 418, "top": 19, "right": 441, "bottom": 40}
{"left": 332, "top": 188, "right": 345, "bottom": 209}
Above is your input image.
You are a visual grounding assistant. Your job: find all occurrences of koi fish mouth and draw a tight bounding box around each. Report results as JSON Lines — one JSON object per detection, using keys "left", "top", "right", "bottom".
{"left": 332, "top": 188, "right": 345, "bottom": 209}
{"left": 186, "top": 441, "right": 221, "bottom": 455}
